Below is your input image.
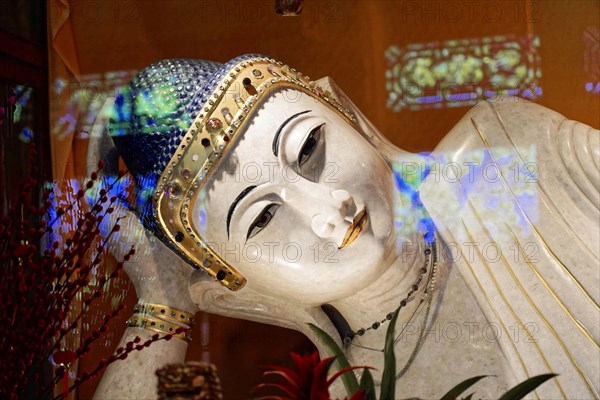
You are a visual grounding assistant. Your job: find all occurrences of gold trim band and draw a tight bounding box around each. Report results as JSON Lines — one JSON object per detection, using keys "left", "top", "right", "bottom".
{"left": 127, "top": 314, "right": 192, "bottom": 342}
{"left": 133, "top": 302, "right": 196, "bottom": 326}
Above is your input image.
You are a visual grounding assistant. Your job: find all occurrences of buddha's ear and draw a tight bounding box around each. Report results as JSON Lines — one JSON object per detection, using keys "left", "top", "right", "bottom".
{"left": 313, "top": 76, "right": 400, "bottom": 163}
{"left": 188, "top": 270, "right": 338, "bottom": 342}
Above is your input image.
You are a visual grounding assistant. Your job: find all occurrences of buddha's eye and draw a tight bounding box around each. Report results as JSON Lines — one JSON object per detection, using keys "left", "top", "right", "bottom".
{"left": 247, "top": 204, "right": 280, "bottom": 240}
{"left": 298, "top": 123, "right": 324, "bottom": 166}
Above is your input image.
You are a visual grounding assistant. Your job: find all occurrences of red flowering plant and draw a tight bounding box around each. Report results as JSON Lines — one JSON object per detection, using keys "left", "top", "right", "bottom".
{"left": 252, "top": 351, "right": 370, "bottom": 400}
{"left": 0, "top": 93, "right": 180, "bottom": 400}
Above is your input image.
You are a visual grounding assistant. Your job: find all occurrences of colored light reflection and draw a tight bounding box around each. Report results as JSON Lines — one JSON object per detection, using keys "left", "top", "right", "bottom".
{"left": 386, "top": 34, "right": 543, "bottom": 111}
{"left": 52, "top": 70, "right": 137, "bottom": 139}
{"left": 584, "top": 26, "right": 599, "bottom": 95}
{"left": 392, "top": 145, "right": 538, "bottom": 245}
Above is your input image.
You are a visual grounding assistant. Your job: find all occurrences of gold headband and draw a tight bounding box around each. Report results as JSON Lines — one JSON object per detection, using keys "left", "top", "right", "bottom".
{"left": 152, "top": 57, "right": 357, "bottom": 290}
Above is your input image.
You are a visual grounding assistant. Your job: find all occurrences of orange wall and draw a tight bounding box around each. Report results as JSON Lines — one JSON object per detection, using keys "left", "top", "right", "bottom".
{"left": 67, "top": 0, "right": 599, "bottom": 152}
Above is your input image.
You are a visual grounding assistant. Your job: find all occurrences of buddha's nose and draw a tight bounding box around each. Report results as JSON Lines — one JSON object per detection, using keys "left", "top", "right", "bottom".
{"left": 311, "top": 189, "right": 356, "bottom": 238}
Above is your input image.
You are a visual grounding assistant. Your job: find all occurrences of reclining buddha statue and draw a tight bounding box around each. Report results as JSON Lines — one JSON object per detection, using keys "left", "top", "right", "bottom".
{"left": 91, "top": 55, "right": 599, "bottom": 399}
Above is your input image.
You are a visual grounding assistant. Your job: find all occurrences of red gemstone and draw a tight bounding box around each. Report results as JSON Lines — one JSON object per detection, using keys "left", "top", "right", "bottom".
{"left": 243, "top": 78, "right": 257, "bottom": 96}
{"left": 206, "top": 118, "right": 223, "bottom": 133}
{"left": 223, "top": 135, "right": 230, "bottom": 142}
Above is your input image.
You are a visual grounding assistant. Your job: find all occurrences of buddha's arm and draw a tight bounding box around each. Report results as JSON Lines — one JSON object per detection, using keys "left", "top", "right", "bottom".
{"left": 93, "top": 215, "right": 198, "bottom": 399}
{"left": 93, "top": 328, "right": 188, "bottom": 399}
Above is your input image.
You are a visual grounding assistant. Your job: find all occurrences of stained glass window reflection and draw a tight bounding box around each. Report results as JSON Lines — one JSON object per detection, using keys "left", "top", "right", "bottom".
{"left": 386, "top": 35, "right": 542, "bottom": 111}
{"left": 52, "top": 70, "right": 137, "bottom": 141}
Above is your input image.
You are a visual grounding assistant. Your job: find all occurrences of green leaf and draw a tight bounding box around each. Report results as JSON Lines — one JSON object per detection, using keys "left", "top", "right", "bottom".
{"left": 328, "top": 366, "right": 374, "bottom": 388}
{"left": 498, "top": 374, "right": 557, "bottom": 400}
{"left": 359, "top": 368, "right": 376, "bottom": 400}
{"left": 379, "top": 309, "right": 399, "bottom": 400}
{"left": 439, "top": 375, "right": 488, "bottom": 400}
{"left": 308, "top": 323, "right": 359, "bottom": 396}
{"left": 462, "top": 393, "right": 474, "bottom": 400}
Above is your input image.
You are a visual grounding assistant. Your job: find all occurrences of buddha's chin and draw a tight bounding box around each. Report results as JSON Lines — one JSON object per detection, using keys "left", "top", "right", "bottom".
{"left": 340, "top": 230, "right": 392, "bottom": 273}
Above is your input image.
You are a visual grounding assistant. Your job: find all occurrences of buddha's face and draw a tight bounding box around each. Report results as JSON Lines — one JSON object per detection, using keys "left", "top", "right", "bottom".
{"left": 193, "top": 88, "right": 396, "bottom": 304}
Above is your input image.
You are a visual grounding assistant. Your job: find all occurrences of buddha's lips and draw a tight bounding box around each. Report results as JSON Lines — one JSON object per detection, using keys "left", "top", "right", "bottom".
{"left": 339, "top": 208, "right": 369, "bottom": 249}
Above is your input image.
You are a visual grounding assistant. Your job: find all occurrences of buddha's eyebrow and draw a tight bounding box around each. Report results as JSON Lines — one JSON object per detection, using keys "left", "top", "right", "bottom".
{"left": 227, "top": 185, "right": 257, "bottom": 238}
{"left": 272, "top": 110, "right": 311, "bottom": 156}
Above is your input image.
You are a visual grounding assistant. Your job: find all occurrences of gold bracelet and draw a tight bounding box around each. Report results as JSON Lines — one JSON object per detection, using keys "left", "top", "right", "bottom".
{"left": 127, "top": 314, "right": 192, "bottom": 342}
{"left": 133, "top": 302, "right": 196, "bottom": 326}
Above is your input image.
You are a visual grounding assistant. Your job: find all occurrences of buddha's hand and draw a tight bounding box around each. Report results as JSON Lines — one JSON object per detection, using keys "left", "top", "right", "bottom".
{"left": 104, "top": 206, "right": 198, "bottom": 314}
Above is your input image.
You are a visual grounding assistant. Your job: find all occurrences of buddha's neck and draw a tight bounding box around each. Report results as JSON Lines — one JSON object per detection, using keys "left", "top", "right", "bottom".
{"left": 325, "top": 149, "right": 437, "bottom": 349}
{"left": 327, "top": 230, "right": 430, "bottom": 349}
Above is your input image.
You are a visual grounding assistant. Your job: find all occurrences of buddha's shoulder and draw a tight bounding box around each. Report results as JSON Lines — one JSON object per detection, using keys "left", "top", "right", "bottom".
{"left": 434, "top": 96, "right": 599, "bottom": 166}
